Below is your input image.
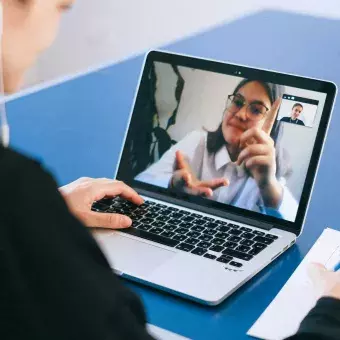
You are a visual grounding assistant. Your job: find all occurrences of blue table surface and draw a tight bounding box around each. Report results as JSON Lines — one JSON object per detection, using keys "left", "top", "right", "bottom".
{"left": 7, "top": 10, "right": 340, "bottom": 340}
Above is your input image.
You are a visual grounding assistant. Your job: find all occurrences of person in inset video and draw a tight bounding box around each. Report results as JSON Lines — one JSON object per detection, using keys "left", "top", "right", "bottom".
{"left": 280, "top": 103, "right": 305, "bottom": 126}
{"left": 136, "top": 79, "right": 298, "bottom": 221}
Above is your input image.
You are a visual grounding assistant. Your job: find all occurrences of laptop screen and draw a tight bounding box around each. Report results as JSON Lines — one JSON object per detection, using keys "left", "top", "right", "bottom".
{"left": 117, "top": 52, "right": 334, "bottom": 229}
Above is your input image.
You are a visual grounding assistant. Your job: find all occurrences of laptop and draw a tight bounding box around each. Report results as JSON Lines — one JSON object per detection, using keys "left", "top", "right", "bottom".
{"left": 92, "top": 51, "right": 336, "bottom": 305}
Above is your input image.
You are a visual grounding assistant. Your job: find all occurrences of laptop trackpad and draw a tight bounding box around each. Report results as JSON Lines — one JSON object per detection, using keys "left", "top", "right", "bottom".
{"left": 98, "top": 233, "right": 176, "bottom": 278}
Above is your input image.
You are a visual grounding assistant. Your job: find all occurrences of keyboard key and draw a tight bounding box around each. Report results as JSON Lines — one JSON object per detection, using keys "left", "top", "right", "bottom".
{"left": 253, "top": 230, "right": 265, "bottom": 236}
{"left": 191, "top": 247, "right": 206, "bottom": 256}
{"left": 236, "top": 245, "right": 251, "bottom": 253}
{"left": 176, "top": 228, "right": 188, "bottom": 235}
{"left": 92, "top": 202, "right": 110, "bottom": 211}
{"left": 249, "top": 247, "right": 262, "bottom": 256}
{"left": 240, "top": 227, "right": 252, "bottom": 232}
{"left": 171, "top": 213, "right": 184, "bottom": 219}
{"left": 217, "top": 257, "right": 231, "bottom": 264}
{"left": 253, "top": 236, "right": 274, "bottom": 245}
{"left": 191, "top": 226, "right": 205, "bottom": 232}
{"left": 194, "top": 219, "right": 207, "bottom": 226}
{"left": 204, "top": 254, "right": 217, "bottom": 259}
{"left": 168, "top": 207, "right": 177, "bottom": 211}
{"left": 191, "top": 213, "right": 201, "bottom": 218}
{"left": 145, "top": 212, "right": 158, "bottom": 219}
{"left": 197, "top": 241, "right": 212, "bottom": 249}
{"left": 186, "top": 238, "right": 200, "bottom": 245}
{"left": 229, "top": 229, "right": 243, "bottom": 236}
{"left": 240, "top": 239, "right": 255, "bottom": 247}
{"left": 229, "top": 261, "right": 243, "bottom": 268}
{"left": 152, "top": 221, "right": 164, "bottom": 228}
{"left": 265, "top": 234, "right": 279, "bottom": 240}
{"left": 161, "top": 209, "right": 173, "bottom": 215}
{"left": 97, "top": 198, "right": 114, "bottom": 206}
{"left": 222, "top": 249, "right": 253, "bottom": 261}
{"left": 173, "top": 234, "right": 187, "bottom": 242}
{"left": 228, "top": 223, "right": 240, "bottom": 229}
{"left": 157, "top": 216, "right": 171, "bottom": 223}
{"left": 205, "top": 222, "right": 219, "bottom": 229}
{"left": 199, "top": 234, "right": 213, "bottom": 242}
{"left": 164, "top": 224, "right": 177, "bottom": 231}
{"left": 168, "top": 218, "right": 181, "bottom": 225}
{"left": 140, "top": 218, "right": 153, "bottom": 224}
{"left": 218, "top": 221, "right": 229, "bottom": 225}
{"left": 138, "top": 224, "right": 151, "bottom": 231}
{"left": 215, "top": 232, "right": 229, "bottom": 239}
{"left": 121, "top": 228, "right": 180, "bottom": 247}
{"left": 176, "top": 243, "right": 195, "bottom": 252}
{"left": 186, "top": 231, "right": 201, "bottom": 238}
{"left": 241, "top": 232, "right": 255, "bottom": 240}
{"left": 161, "top": 231, "right": 175, "bottom": 238}
{"left": 203, "top": 229, "right": 217, "bottom": 236}
{"left": 218, "top": 226, "right": 231, "bottom": 233}
{"left": 210, "top": 245, "right": 224, "bottom": 252}
{"left": 253, "top": 242, "right": 267, "bottom": 250}
{"left": 223, "top": 241, "right": 238, "bottom": 249}
{"left": 182, "top": 216, "right": 195, "bottom": 223}
{"left": 149, "top": 227, "right": 163, "bottom": 235}
{"left": 131, "top": 221, "right": 141, "bottom": 228}
{"left": 228, "top": 236, "right": 242, "bottom": 243}
{"left": 181, "top": 210, "right": 191, "bottom": 215}
{"left": 211, "top": 238, "right": 225, "bottom": 246}
{"left": 180, "top": 222, "right": 193, "bottom": 229}
{"left": 203, "top": 217, "right": 214, "bottom": 222}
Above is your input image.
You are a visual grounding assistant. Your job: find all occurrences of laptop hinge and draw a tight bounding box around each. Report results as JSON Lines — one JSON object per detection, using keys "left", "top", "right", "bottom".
{"left": 137, "top": 189, "right": 274, "bottom": 231}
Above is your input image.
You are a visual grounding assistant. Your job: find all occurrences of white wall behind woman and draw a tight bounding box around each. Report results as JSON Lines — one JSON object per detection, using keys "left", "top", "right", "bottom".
{"left": 24, "top": 0, "right": 340, "bottom": 88}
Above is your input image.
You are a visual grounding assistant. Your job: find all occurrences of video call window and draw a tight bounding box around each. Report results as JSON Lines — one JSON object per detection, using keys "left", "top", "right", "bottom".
{"left": 125, "top": 61, "right": 326, "bottom": 223}
{"left": 277, "top": 95, "right": 319, "bottom": 128}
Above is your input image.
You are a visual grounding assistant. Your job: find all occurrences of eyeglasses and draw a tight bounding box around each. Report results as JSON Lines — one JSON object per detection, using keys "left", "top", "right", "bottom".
{"left": 226, "top": 94, "right": 269, "bottom": 121}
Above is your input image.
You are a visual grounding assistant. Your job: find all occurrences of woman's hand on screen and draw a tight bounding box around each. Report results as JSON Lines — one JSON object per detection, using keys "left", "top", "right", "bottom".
{"left": 236, "top": 99, "right": 283, "bottom": 208}
{"left": 59, "top": 177, "right": 144, "bottom": 229}
{"left": 170, "top": 150, "right": 229, "bottom": 197}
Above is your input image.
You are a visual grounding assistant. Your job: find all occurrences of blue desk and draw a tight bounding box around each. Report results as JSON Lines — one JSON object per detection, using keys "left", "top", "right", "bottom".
{"left": 7, "top": 10, "right": 340, "bottom": 340}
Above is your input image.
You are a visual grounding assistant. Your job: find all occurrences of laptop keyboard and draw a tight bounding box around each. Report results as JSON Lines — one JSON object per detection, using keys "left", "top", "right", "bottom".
{"left": 92, "top": 197, "right": 279, "bottom": 269}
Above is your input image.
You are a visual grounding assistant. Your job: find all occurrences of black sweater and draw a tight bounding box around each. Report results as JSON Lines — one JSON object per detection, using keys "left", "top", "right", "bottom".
{"left": 0, "top": 146, "right": 339, "bottom": 340}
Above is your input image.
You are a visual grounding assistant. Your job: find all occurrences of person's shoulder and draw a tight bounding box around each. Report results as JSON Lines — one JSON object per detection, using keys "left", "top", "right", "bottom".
{"left": 0, "top": 146, "right": 56, "bottom": 193}
{"left": 280, "top": 117, "right": 289, "bottom": 122}
{"left": 0, "top": 146, "right": 45, "bottom": 176}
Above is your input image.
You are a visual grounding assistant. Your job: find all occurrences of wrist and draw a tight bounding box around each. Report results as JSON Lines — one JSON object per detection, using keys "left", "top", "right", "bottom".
{"left": 259, "top": 177, "right": 283, "bottom": 208}
{"left": 325, "top": 283, "right": 340, "bottom": 300}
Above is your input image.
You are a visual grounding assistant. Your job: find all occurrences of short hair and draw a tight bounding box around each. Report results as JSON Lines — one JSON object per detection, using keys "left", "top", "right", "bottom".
{"left": 292, "top": 103, "right": 303, "bottom": 110}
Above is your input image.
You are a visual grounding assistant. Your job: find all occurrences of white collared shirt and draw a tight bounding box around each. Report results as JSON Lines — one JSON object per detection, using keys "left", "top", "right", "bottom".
{"left": 136, "top": 130, "right": 298, "bottom": 222}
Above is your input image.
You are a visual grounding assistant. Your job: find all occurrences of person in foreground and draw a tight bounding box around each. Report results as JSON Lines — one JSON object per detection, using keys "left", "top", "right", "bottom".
{"left": 0, "top": 1, "right": 339, "bottom": 339}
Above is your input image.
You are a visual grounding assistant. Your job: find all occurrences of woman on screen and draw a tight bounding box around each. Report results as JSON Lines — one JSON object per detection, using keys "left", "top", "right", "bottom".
{"left": 136, "top": 79, "right": 298, "bottom": 221}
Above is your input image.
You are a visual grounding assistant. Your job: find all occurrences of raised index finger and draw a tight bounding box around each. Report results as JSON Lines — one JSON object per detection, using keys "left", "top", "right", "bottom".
{"left": 262, "top": 98, "right": 282, "bottom": 135}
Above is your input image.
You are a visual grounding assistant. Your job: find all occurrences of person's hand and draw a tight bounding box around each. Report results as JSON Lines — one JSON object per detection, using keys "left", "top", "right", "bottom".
{"left": 170, "top": 150, "right": 229, "bottom": 197}
{"left": 59, "top": 177, "right": 144, "bottom": 229}
{"left": 236, "top": 99, "right": 283, "bottom": 207}
{"left": 308, "top": 263, "right": 340, "bottom": 300}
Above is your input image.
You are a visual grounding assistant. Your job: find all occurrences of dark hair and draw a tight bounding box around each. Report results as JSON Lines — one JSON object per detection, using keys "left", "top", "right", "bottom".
{"left": 207, "top": 78, "right": 285, "bottom": 153}
{"left": 292, "top": 103, "right": 303, "bottom": 110}
{"left": 207, "top": 79, "right": 292, "bottom": 178}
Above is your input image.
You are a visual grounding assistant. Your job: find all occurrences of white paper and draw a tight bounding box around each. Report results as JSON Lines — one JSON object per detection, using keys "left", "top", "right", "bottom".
{"left": 147, "top": 324, "right": 189, "bottom": 340}
{"left": 247, "top": 228, "right": 340, "bottom": 340}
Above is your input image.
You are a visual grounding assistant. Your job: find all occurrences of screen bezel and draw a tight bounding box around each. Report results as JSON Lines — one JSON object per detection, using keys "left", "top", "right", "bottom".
{"left": 117, "top": 50, "right": 337, "bottom": 236}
